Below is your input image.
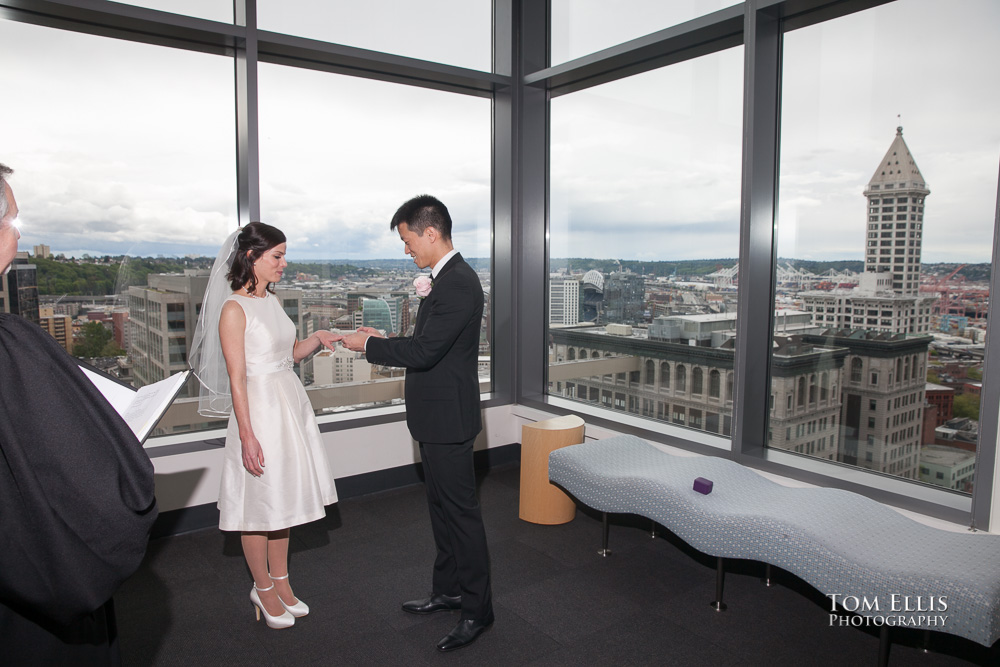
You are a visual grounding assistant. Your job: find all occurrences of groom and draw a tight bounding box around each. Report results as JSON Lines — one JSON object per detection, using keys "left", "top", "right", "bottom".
{"left": 341, "top": 194, "right": 493, "bottom": 652}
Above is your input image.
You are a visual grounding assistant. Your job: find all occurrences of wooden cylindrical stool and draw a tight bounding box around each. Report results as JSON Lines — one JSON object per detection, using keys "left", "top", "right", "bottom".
{"left": 519, "top": 415, "right": 586, "bottom": 524}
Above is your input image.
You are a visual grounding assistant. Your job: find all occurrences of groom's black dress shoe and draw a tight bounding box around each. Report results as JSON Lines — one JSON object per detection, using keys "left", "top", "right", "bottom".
{"left": 436, "top": 618, "right": 494, "bottom": 652}
{"left": 401, "top": 594, "right": 462, "bottom": 615}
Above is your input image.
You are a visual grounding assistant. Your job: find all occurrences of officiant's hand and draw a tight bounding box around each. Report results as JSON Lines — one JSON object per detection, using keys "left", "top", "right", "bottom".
{"left": 241, "top": 432, "right": 265, "bottom": 477}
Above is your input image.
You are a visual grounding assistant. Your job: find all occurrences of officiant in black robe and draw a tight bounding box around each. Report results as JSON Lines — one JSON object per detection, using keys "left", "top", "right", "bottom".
{"left": 0, "top": 164, "right": 157, "bottom": 665}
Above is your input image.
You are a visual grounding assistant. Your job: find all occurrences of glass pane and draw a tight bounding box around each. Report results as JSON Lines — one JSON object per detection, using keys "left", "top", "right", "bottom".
{"left": 0, "top": 18, "right": 237, "bottom": 437}
{"left": 772, "top": 0, "right": 1000, "bottom": 495}
{"left": 116, "top": 1, "right": 232, "bottom": 23}
{"left": 551, "top": 0, "right": 740, "bottom": 66}
{"left": 258, "top": 0, "right": 492, "bottom": 72}
{"left": 548, "top": 47, "right": 744, "bottom": 440}
{"left": 258, "top": 63, "right": 492, "bottom": 415}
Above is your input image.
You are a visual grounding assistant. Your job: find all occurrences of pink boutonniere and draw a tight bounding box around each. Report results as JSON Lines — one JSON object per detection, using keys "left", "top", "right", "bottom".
{"left": 414, "top": 275, "right": 433, "bottom": 298}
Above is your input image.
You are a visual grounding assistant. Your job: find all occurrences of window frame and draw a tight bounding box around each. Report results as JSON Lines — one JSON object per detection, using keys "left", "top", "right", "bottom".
{"left": 523, "top": 0, "right": 1000, "bottom": 528}
{"left": 7, "top": 0, "right": 999, "bottom": 529}
{"left": 3, "top": 0, "right": 507, "bottom": 438}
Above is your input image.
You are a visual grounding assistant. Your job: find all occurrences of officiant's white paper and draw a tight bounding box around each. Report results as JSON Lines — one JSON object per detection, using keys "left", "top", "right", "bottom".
{"left": 82, "top": 368, "right": 190, "bottom": 443}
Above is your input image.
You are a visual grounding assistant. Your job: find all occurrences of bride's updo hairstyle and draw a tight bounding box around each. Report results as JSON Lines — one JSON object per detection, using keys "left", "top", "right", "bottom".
{"left": 228, "top": 221, "right": 286, "bottom": 295}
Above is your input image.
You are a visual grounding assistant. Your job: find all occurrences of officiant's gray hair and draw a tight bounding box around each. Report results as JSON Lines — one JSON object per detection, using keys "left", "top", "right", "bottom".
{"left": 0, "top": 163, "right": 12, "bottom": 222}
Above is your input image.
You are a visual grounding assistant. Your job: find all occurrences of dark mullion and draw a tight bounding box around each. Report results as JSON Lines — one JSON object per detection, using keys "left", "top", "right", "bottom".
{"left": 0, "top": 0, "right": 241, "bottom": 55}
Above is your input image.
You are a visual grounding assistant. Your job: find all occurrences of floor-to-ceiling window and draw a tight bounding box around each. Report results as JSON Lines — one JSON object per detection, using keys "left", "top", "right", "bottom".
{"left": 0, "top": 16, "right": 237, "bottom": 433}
{"left": 770, "top": 0, "right": 1000, "bottom": 503}
{"left": 548, "top": 46, "right": 744, "bottom": 445}
{"left": 0, "top": 1, "right": 495, "bottom": 438}
{"left": 257, "top": 64, "right": 492, "bottom": 411}
{"left": 534, "top": 0, "right": 1000, "bottom": 525}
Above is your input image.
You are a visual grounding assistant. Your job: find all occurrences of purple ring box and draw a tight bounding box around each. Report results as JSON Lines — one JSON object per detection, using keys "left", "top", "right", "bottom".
{"left": 693, "top": 477, "right": 713, "bottom": 495}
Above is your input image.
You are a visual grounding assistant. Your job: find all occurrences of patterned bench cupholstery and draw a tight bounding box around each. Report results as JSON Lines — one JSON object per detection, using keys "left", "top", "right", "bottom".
{"left": 548, "top": 434, "right": 1000, "bottom": 656}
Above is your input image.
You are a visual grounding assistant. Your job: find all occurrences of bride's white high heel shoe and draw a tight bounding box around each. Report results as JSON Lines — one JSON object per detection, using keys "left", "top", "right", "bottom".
{"left": 271, "top": 573, "right": 310, "bottom": 617}
{"left": 250, "top": 583, "right": 295, "bottom": 629}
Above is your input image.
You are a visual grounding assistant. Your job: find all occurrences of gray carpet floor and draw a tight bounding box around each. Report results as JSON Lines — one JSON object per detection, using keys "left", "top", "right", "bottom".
{"left": 115, "top": 464, "right": 997, "bottom": 666}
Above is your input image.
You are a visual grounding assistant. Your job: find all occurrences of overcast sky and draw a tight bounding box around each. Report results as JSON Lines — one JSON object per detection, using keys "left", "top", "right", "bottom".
{"left": 550, "top": 0, "right": 1000, "bottom": 265}
{"left": 2, "top": 0, "right": 997, "bottom": 264}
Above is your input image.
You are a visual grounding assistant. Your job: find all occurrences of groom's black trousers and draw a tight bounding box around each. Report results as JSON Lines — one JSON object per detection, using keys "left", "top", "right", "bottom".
{"left": 419, "top": 439, "right": 493, "bottom": 623}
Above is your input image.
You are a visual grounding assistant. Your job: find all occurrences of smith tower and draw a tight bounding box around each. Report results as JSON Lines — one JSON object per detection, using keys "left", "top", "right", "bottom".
{"left": 863, "top": 126, "right": 930, "bottom": 297}
{"left": 802, "top": 127, "right": 935, "bottom": 335}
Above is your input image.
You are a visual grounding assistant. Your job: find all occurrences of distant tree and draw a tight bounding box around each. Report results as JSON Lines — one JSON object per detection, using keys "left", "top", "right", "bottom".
{"left": 34, "top": 255, "right": 210, "bottom": 296}
{"left": 285, "top": 262, "right": 376, "bottom": 279}
{"left": 74, "top": 322, "right": 124, "bottom": 358}
{"left": 952, "top": 393, "right": 980, "bottom": 421}
{"left": 967, "top": 367, "right": 983, "bottom": 381}
{"left": 927, "top": 370, "right": 941, "bottom": 384}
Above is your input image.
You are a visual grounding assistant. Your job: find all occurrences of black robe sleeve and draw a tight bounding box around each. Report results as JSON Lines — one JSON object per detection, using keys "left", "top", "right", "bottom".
{"left": 0, "top": 314, "right": 157, "bottom": 627}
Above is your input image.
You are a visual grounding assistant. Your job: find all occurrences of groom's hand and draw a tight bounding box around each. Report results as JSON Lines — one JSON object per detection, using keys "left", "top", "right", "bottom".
{"left": 341, "top": 330, "right": 371, "bottom": 352}
{"left": 357, "top": 326, "right": 385, "bottom": 338}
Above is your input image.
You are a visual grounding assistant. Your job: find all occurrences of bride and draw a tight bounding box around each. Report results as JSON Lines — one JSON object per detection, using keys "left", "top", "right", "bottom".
{"left": 191, "top": 222, "right": 339, "bottom": 629}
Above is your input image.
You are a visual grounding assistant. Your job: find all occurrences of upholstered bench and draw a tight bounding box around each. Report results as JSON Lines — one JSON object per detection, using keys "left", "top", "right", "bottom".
{"left": 548, "top": 434, "right": 1000, "bottom": 661}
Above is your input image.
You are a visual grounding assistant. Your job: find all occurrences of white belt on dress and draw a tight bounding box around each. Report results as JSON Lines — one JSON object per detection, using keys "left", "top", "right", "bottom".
{"left": 246, "top": 356, "right": 295, "bottom": 376}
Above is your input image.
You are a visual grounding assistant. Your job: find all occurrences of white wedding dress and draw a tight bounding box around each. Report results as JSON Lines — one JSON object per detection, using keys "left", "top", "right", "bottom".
{"left": 218, "top": 293, "right": 338, "bottom": 531}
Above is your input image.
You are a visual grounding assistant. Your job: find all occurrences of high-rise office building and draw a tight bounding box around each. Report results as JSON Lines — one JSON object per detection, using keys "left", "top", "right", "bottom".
{"left": 805, "top": 329, "right": 929, "bottom": 480}
{"left": 864, "top": 127, "right": 929, "bottom": 296}
{"left": 550, "top": 317, "right": 930, "bottom": 478}
{"left": 362, "top": 296, "right": 402, "bottom": 334}
{"left": 39, "top": 307, "right": 73, "bottom": 353}
{"left": 0, "top": 252, "right": 39, "bottom": 324}
{"left": 129, "top": 272, "right": 307, "bottom": 390}
{"left": 350, "top": 290, "right": 410, "bottom": 335}
{"left": 112, "top": 309, "right": 130, "bottom": 350}
{"left": 128, "top": 271, "right": 209, "bottom": 389}
{"left": 604, "top": 271, "right": 645, "bottom": 325}
{"left": 313, "top": 344, "right": 372, "bottom": 385}
{"left": 549, "top": 275, "right": 580, "bottom": 326}
{"left": 802, "top": 128, "right": 936, "bottom": 335}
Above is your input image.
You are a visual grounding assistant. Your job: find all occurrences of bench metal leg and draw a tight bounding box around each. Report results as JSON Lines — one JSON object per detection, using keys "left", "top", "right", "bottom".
{"left": 650, "top": 519, "right": 657, "bottom": 539}
{"left": 921, "top": 629, "right": 931, "bottom": 653}
{"left": 761, "top": 563, "right": 773, "bottom": 587}
{"left": 878, "top": 626, "right": 891, "bottom": 667}
{"left": 598, "top": 512, "right": 612, "bottom": 557}
{"left": 710, "top": 557, "right": 727, "bottom": 611}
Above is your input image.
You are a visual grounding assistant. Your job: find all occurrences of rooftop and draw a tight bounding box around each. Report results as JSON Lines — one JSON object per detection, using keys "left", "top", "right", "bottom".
{"left": 921, "top": 445, "right": 976, "bottom": 467}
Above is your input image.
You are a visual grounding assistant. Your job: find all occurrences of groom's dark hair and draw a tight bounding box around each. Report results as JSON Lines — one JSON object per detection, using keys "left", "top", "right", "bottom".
{"left": 390, "top": 194, "right": 452, "bottom": 240}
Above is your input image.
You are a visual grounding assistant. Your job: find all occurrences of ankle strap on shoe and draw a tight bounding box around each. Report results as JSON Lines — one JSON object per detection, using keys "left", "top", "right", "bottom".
{"left": 254, "top": 583, "right": 275, "bottom": 592}
{"left": 270, "top": 573, "right": 289, "bottom": 580}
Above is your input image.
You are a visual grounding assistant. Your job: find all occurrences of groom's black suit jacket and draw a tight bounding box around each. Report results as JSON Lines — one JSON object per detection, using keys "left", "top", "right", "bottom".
{"left": 365, "top": 253, "right": 484, "bottom": 444}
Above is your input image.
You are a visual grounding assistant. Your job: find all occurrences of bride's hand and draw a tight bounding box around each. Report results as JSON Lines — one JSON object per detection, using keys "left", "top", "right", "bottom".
{"left": 315, "top": 329, "right": 342, "bottom": 350}
{"left": 241, "top": 434, "right": 265, "bottom": 477}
